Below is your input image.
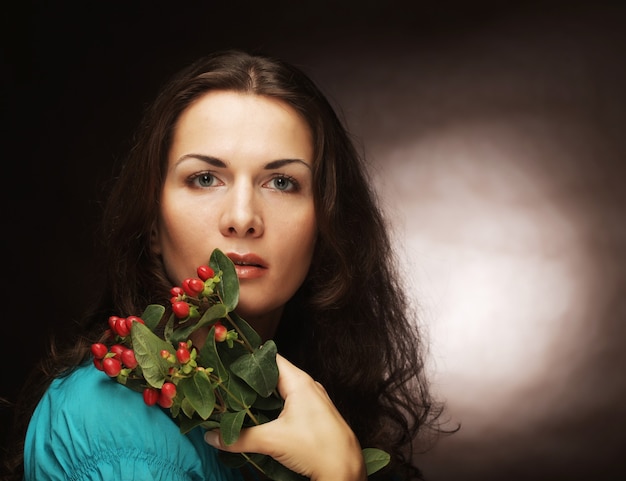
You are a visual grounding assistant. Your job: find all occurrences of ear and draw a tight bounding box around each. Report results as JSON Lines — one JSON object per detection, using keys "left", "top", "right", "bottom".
{"left": 150, "top": 223, "right": 162, "bottom": 255}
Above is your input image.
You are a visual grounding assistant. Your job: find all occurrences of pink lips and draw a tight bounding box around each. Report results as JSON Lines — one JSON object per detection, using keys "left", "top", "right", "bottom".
{"left": 226, "top": 252, "right": 267, "bottom": 280}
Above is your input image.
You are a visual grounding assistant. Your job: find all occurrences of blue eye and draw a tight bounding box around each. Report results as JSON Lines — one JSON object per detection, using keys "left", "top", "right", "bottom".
{"left": 270, "top": 175, "right": 298, "bottom": 192}
{"left": 191, "top": 172, "right": 216, "bottom": 187}
{"left": 273, "top": 177, "right": 290, "bottom": 190}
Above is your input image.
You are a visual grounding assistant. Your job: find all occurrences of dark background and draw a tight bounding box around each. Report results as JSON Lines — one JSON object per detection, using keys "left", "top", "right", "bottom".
{"left": 3, "top": 1, "right": 626, "bottom": 480}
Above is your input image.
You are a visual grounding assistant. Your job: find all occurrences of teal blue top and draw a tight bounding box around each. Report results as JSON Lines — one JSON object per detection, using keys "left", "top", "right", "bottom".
{"left": 23, "top": 361, "right": 246, "bottom": 481}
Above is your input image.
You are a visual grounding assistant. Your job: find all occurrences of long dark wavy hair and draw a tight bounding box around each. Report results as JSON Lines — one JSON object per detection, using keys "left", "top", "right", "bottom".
{"left": 3, "top": 49, "right": 449, "bottom": 480}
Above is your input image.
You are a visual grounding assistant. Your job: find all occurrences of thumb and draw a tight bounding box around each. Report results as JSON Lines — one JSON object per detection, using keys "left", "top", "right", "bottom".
{"left": 204, "top": 423, "right": 275, "bottom": 456}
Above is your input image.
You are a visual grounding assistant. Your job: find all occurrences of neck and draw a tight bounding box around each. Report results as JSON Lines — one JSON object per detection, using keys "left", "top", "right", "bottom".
{"left": 244, "top": 308, "right": 282, "bottom": 343}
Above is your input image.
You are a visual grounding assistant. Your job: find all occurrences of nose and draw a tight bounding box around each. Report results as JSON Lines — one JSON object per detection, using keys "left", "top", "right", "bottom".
{"left": 219, "top": 184, "right": 264, "bottom": 238}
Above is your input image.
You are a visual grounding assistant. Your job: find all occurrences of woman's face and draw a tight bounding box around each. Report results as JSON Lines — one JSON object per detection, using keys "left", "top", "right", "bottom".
{"left": 153, "top": 90, "right": 317, "bottom": 336}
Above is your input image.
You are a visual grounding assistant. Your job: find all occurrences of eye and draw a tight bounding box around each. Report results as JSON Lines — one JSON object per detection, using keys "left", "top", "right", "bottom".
{"left": 266, "top": 175, "right": 299, "bottom": 192}
{"left": 187, "top": 171, "right": 218, "bottom": 188}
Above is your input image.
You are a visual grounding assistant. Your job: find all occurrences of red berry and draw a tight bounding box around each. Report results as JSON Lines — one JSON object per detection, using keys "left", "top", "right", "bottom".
{"left": 182, "top": 278, "right": 204, "bottom": 297}
{"left": 161, "top": 382, "right": 177, "bottom": 399}
{"left": 170, "top": 286, "right": 184, "bottom": 298}
{"left": 143, "top": 388, "right": 159, "bottom": 406}
{"left": 115, "top": 318, "right": 131, "bottom": 337}
{"left": 108, "top": 315, "right": 121, "bottom": 331}
{"left": 127, "top": 315, "right": 144, "bottom": 325}
{"left": 90, "top": 343, "right": 108, "bottom": 359}
{"left": 93, "top": 358, "right": 104, "bottom": 371}
{"left": 121, "top": 349, "right": 138, "bottom": 369}
{"left": 176, "top": 346, "right": 190, "bottom": 364}
{"left": 197, "top": 265, "right": 214, "bottom": 281}
{"left": 102, "top": 357, "right": 122, "bottom": 377}
{"left": 160, "top": 349, "right": 171, "bottom": 359}
{"left": 214, "top": 323, "right": 227, "bottom": 342}
{"left": 157, "top": 391, "right": 174, "bottom": 408}
{"left": 172, "top": 301, "right": 190, "bottom": 319}
{"left": 110, "top": 344, "right": 126, "bottom": 359}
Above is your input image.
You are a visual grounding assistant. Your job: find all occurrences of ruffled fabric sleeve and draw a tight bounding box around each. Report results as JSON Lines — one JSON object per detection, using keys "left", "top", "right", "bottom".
{"left": 24, "top": 362, "right": 243, "bottom": 481}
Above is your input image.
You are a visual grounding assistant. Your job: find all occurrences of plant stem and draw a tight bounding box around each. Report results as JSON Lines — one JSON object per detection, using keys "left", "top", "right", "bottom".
{"left": 241, "top": 452, "right": 267, "bottom": 475}
{"left": 225, "top": 314, "right": 254, "bottom": 352}
{"left": 214, "top": 379, "right": 261, "bottom": 425}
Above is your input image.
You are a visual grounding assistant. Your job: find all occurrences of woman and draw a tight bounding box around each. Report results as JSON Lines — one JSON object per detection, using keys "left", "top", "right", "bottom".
{"left": 4, "top": 49, "right": 446, "bottom": 480}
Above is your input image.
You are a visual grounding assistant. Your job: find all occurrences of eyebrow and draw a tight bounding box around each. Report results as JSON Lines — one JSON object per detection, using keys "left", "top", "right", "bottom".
{"left": 178, "top": 154, "right": 311, "bottom": 171}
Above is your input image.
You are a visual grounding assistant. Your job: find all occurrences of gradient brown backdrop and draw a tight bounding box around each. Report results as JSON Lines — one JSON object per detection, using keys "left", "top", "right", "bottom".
{"left": 3, "top": 1, "right": 625, "bottom": 479}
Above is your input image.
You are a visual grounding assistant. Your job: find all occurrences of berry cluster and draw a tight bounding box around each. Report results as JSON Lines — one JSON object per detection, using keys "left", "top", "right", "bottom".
{"left": 170, "top": 264, "right": 217, "bottom": 320}
{"left": 91, "top": 262, "right": 236, "bottom": 409}
{"left": 91, "top": 315, "right": 146, "bottom": 374}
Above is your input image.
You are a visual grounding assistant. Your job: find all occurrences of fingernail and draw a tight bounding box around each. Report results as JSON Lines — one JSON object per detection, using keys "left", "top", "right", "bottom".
{"left": 204, "top": 430, "right": 222, "bottom": 448}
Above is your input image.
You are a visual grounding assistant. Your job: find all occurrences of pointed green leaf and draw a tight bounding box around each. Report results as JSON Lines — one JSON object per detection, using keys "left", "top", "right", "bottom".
{"left": 210, "top": 249, "right": 239, "bottom": 311}
{"left": 140, "top": 304, "right": 165, "bottom": 331}
{"left": 163, "top": 312, "right": 175, "bottom": 342}
{"left": 181, "top": 396, "right": 195, "bottom": 419}
{"left": 130, "top": 322, "right": 174, "bottom": 388}
{"left": 178, "top": 370, "right": 216, "bottom": 420}
{"left": 220, "top": 410, "right": 248, "bottom": 445}
{"left": 230, "top": 341, "right": 278, "bottom": 398}
{"left": 362, "top": 447, "right": 391, "bottom": 475}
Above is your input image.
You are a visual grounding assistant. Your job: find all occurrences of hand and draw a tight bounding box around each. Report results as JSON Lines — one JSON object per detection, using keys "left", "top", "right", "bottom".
{"left": 204, "top": 354, "right": 367, "bottom": 481}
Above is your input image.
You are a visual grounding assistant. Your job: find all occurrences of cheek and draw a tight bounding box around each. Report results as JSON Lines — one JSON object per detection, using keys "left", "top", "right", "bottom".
{"left": 156, "top": 201, "right": 216, "bottom": 283}
{"left": 283, "top": 212, "right": 317, "bottom": 272}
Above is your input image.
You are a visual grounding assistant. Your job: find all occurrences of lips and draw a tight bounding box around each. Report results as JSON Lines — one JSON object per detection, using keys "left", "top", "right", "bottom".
{"left": 227, "top": 253, "right": 267, "bottom": 268}
{"left": 226, "top": 252, "right": 267, "bottom": 280}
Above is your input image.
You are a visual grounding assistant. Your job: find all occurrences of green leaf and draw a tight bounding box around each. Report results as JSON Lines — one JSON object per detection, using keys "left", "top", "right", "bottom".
{"left": 163, "top": 313, "right": 175, "bottom": 342}
{"left": 178, "top": 370, "right": 216, "bottom": 420}
{"left": 178, "top": 414, "right": 205, "bottom": 434}
{"left": 200, "top": 419, "right": 221, "bottom": 431}
{"left": 180, "top": 396, "right": 195, "bottom": 419}
{"left": 130, "top": 322, "right": 174, "bottom": 388}
{"left": 227, "top": 311, "right": 262, "bottom": 350}
{"left": 197, "top": 326, "right": 229, "bottom": 382}
{"left": 221, "top": 371, "right": 257, "bottom": 412}
{"left": 242, "top": 410, "right": 278, "bottom": 431}
{"left": 362, "top": 447, "right": 391, "bottom": 476}
{"left": 251, "top": 392, "right": 284, "bottom": 411}
{"left": 220, "top": 410, "right": 248, "bottom": 445}
{"left": 169, "top": 303, "right": 228, "bottom": 344}
{"left": 230, "top": 341, "right": 278, "bottom": 398}
{"left": 210, "top": 249, "right": 239, "bottom": 311}
{"left": 140, "top": 304, "right": 165, "bottom": 331}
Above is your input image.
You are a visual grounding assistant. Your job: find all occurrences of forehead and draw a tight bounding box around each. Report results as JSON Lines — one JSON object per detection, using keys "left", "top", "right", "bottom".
{"left": 170, "top": 90, "right": 314, "bottom": 162}
{"left": 179, "top": 90, "right": 309, "bottom": 131}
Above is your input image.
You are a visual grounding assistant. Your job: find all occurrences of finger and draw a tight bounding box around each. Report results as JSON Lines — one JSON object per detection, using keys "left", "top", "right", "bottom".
{"left": 275, "top": 354, "right": 329, "bottom": 399}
